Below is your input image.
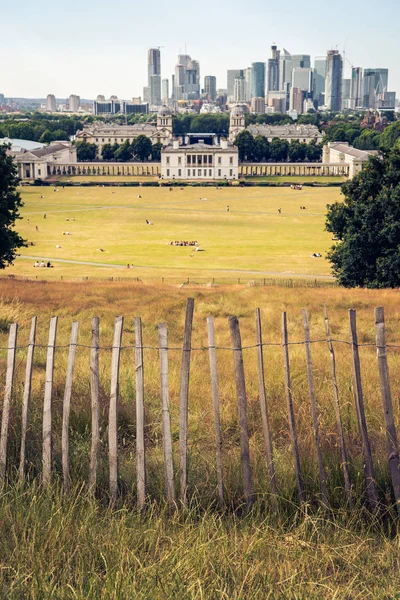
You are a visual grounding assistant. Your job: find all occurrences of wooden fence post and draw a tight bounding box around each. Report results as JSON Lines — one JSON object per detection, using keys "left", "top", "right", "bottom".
{"left": 19, "top": 316, "right": 37, "bottom": 484}
{"left": 179, "top": 298, "right": 194, "bottom": 506}
{"left": 207, "top": 316, "right": 224, "bottom": 505}
{"left": 88, "top": 317, "right": 100, "bottom": 491}
{"left": 282, "top": 312, "right": 305, "bottom": 502}
{"left": 323, "top": 304, "right": 352, "bottom": 505}
{"left": 302, "top": 309, "right": 328, "bottom": 506}
{"left": 42, "top": 316, "right": 58, "bottom": 489}
{"left": 109, "top": 316, "right": 124, "bottom": 504}
{"left": 349, "top": 309, "right": 379, "bottom": 510}
{"left": 62, "top": 321, "right": 79, "bottom": 494}
{"left": 0, "top": 323, "right": 18, "bottom": 487}
{"left": 375, "top": 307, "right": 400, "bottom": 515}
{"left": 158, "top": 323, "right": 176, "bottom": 505}
{"left": 229, "top": 316, "right": 253, "bottom": 510}
{"left": 255, "top": 308, "right": 277, "bottom": 506}
{"left": 134, "top": 317, "right": 146, "bottom": 510}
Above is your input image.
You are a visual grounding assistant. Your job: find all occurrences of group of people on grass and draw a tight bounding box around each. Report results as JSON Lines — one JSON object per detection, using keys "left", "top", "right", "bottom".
{"left": 170, "top": 241, "right": 199, "bottom": 247}
{"left": 291, "top": 184, "right": 303, "bottom": 190}
{"left": 33, "top": 261, "right": 53, "bottom": 268}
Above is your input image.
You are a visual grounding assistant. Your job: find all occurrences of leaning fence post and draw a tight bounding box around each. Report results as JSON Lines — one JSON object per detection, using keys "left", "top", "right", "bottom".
{"left": 302, "top": 309, "right": 328, "bottom": 506}
{"left": 109, "top": 316, "right": 124, "bottom": 504}
{"left": 179, "top": 298, "right": 194, "bottom": 506}
{"left": 62, "top": 321, "right": 79, "bottom": 494}
{"left": 282, "top": 312, "right": 305, "bottom": 502}
{"left": 0, "top": 323, "right": 18, "bottom": 487}
{"left": 229, "top": 316, "right": 253, "bottom": 510}
{"left": 42, "top": 316, "right": 58, "bottom": 489}
{"left": 323, "top": 304, "right": 352, "bottom": 505}
{"left": 349, "top": 309, "right": 379, "bottom": 510}
{"left": 134, "top": 317, "right": 146, "bottom": 510}
{"left": 207, "top": 316, "right": 224, "bottom": 506}
{"left": 88, "top": 317, "right": 100, "bottom": 491}
{"left": 255, "top": 308, "right": 277, "bottom": 506}
{"left": 375, "top": 306, "right": 400, "bottom": 515}
{"left": 18, "top": 316, "right": 37, "bottom": 484}
{"left": 158, "top": 322, "right": 176, "bottom": 505}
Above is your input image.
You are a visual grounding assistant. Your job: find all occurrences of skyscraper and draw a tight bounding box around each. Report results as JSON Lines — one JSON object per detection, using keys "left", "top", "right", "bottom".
{"left": 279, "top": 49, "right": 293, "bottom": 91}
{"left": 174, "top": 55, "right": 200, "bottom": 101}
{"left": 350, "top": 67, "right": 363, "bottom": 109}
{"left": 147, "top": 48, "right": 162, "bottom": 106}
{"left": 251, "top": 62, "right": 266, "bottom": 99}
{"left": 227, "top": 69, "right": 243, "bottom": 99}
{"left": 46, "top": 94, "right": 56, "bottom": 112}
{"left": 325, "top": 50, "right": 343, "bottom": 111}
{"left": 267, "top": 45, "right": 280, "bottom": 93}
{"left": 342, "top": 79, "right": 351, "bottom": 109}
{"left": 244, "top": 67, "right": 253, "bottom": 102}
{"left": 292, "top": 55, "right": 311, "bottom": 69}
{"left": 69, "top": 94, "right": 80, "bottom": 112}
{"left": 234, "top": 76, "right": 246, "bottom": 102}
{"left": 204, "top": 76, "right": 217, "bottom": 101}
{"left": 362, "top": 68, "right": 389, "bottom": 108}
{"left": 313, "top": 57, "right": 327, "bottom": 107}
{"left": 162, "top": 79, "right": 169, "bottom": 104}
{"left": 291, "top": 68, "right": 313, "bottom": 94}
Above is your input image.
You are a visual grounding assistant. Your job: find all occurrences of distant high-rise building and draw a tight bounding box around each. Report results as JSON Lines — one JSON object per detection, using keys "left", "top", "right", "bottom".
{"left": 96, "top": 95, "right": 106, "bottom": 103}
{"left": 0, "top": 93, "right": 5, "bottom": 104}
{"left": 325, "top": 50, "right": 343, "bottom": 111}
{"left": 174, "top": 55, "right": 200, "bottom": 101}
{"left": 267, "top": 46, "right": 280, "bottom": 93}
{"left": 251, "top": 97, "right": 265, "bottom": 114}
{"left": 162, "top": 79, "right": 169, "bottom": 104}
{"left": 147, "top": 48, "right": 162, "bottom": 106}
{"left": 69, "top": 94, "right": 80, "bottom": 112}
{"left": 290, "top": 87, "right": 304, "bottom": 113}
{"left": 234, "top": 76, "right": 246, "bottom": 102}
{"left": 292, "top": 55, "right": 311, "bottom": 69}
{"left": 362, "top": 68, "right": 389, "bottom": 108}
{"left": 46, "top": 94, "right": 56, "bottom": 112}
{"left": 313, "top": 57, "right": 326, "bottom": 107}
{"left": 251, "top": 62, "right": 266, "bottom": 99}
{"left": 204, "top": 76, "right": 217, "bottom": 101}
{"left": 244, "top": 67, "right": 253, "bottom": 102}
{"left": 279, "top": 49, "right": 293, "bottom": 91}
{"left": 292, "top": 68, "right": 313, "bottom": 94}
{"left": 342, "top": 79, "right": 351, "bottom": 109}
{"left": 350, "top": 67, "right": 363, "bottom": 109}
{"left": 227, "top": 69, "right": 243, "bottom": 99}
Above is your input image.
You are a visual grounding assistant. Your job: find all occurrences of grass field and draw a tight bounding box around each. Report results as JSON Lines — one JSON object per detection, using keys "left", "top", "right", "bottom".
{"left": 1, "top": 280, "right": 400, "bottom": 597}
{"left": 7, "top": 184, "right": 342, "bottom": 281}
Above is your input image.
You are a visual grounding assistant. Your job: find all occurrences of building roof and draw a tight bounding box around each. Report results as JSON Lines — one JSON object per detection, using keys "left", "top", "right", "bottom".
{"left": 328, "top": 142, "right": 377, "bottom": 161}
{"left": 247, "top": 124, "right": 323, "bottom": 138}
{"left": 0, "top": 137, "right": 44, "bottom": 152}
{"left": 163, "top": 141, "right": 237, "bottom": 153}
{"left": 77, "top": 124, "right": 157, "bottom": 137}
{"left": 29, "top": 143, "right": 71, "bottom": 158}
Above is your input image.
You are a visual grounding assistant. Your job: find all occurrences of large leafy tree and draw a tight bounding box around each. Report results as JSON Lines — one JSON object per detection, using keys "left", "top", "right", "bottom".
{"left": 76, "top": 141, "right": 97, "bottom": 161}
{"left": 0, "top": 146, "right": 26, "bottom": 268}
{"left": 234, "top": 131, "right": 255, "bottom": 161}
{"left": 326, "top": 149, "right": 400, "bottom": 287}
{"left": 132, "top": 135, "right": 152, "bottom": 161}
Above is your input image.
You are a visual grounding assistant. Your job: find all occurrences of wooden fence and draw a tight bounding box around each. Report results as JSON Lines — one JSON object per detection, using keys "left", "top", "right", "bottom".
{"left": 1, "top": 300, "right": 400, "bottom": 514}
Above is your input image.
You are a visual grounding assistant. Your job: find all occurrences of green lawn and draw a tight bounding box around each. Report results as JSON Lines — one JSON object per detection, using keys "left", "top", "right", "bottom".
{"left": 7, "top": 185, "right": 342, "bottom": 280}
{"left": 245, "top": 175, "right": 346, "bottom": 183}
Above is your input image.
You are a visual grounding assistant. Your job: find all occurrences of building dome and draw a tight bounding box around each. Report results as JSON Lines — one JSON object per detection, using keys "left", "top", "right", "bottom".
{"left": 158, "top": 105, "right": 171, "bottom": 117}
{"left": 230, "top": 104, "right": 246, "bottom": 117}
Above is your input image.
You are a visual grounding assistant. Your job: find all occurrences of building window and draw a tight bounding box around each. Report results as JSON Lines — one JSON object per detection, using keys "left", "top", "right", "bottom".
{"left": 209, "top": 169, "right": 212, "bottom": 177}
{"left": 218, "top": 169, "right": 221, "bottom": 177}
{"left": 166, "top": 157, "right": 170, "bottom": 164}
{"left": 198, "top": 156, "right": 202, "bottom": 165}
{"left": 187, "top": 155, "right": 191, "bottom": 164}
{"left": 187, "top": 169, "right": 190, "bottom": 177}
{"left": 167, "top": 169, "right": 170, "bottom": 177}
{"left": 96, "top": 138, "right": 98, "bottom": 142}
{"left": 108, "top": 139, "right": 111, "bottom": 142}
{"left": 203, "top": 155, "right": 207, "bottom": 163}
{"left": 218, "top": 157, "right": 222, "bottom": 165}
{"left": 230, "top": 169, "right": 233, "bottom": 177}
{"left": 178, "top": 169, "right": 181, "bottom": 176}
{"left": 230, "top": 157, "right": 233, "bottom": 165}
{"left": 38, "top": 169, "right": 41, "bottom": 176}
{"left": 204, "top": 169, "right": 207, "bottom": 176}
{"left": 208, "top": 155, "right": 212, "bottom": 164}
{"left": 178, "top": 157, "right": 182, "bottom": 164}
{"left": 121, "top": 139, "right": 124, "bottom": 143}
{"left": 102, "top": 138, "right": 105, "bottom": 142}
{"left": 198, "top": 169, "right": 201, "bottom": 176}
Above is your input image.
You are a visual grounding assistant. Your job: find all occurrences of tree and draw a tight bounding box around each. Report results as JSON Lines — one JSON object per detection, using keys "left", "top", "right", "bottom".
{"left": 132, "top": 135, "right": 152, "bottom": 161}
{"left": 151, "top": 142, "right": 162, "bottom": 161}
{"left": 306, "top": 140, "right": 323, "bottom": 161}
{"left": 76, "top": 142, "right": 97, "bottom": 161}
{"left": 114, "top": 140, "right": 133, "bottom": 162}
{"left": 288, "top": 140, "right": 307, "bottom": 162}
{"left": 101, "top": 143, "right": 116, "bottom": 161}
{"left": 269, "top": 138, "right": 289, "bottom": 162}
{"left": 0, "top": 146, "right": 26, "bottom": 268}
{"left": 326, "top": 149, "right": 400, "bottom": 287}
{"left": 253, "top": 136, "right": 270, "bottom": 162}
{"left": 234, "top": 130, "right": 255, "bottom": 161}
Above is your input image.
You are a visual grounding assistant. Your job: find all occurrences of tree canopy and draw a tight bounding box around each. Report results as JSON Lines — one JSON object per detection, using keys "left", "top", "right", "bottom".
{"left": 0, "top": 146, "right": 26, "bottom": 269}
{"left": 326, "top": 149, "right": 400, "bottom": 287}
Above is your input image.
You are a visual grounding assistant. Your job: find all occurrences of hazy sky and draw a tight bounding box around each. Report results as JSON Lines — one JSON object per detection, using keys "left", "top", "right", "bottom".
{"left": 2, "top": 0, "right": 399, "bottom": 100}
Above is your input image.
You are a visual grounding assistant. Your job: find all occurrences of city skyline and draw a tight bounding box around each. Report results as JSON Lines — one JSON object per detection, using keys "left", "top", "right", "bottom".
{"left": 2, "top": 0, "right": 399, "bottom": 99}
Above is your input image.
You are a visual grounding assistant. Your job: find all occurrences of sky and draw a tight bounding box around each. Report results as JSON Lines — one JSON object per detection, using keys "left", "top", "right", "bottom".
{"left": 2, "top": 0, "right": 399, "bottom": 100}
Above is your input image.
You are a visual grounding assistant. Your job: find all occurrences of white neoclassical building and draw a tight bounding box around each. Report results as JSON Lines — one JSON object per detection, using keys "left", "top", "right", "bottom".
{"left": 75, "top": 105, "right": 173, "bottom": 153}
{"left": 161, "top": 133, "right": 238, "bottom": 180}
{"left": 323, "top": 142, "right": 377, "bottom": 179}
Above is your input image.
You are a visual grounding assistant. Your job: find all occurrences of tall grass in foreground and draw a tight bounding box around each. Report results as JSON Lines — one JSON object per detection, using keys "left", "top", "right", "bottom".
{"left": 0, "top": 482, "right": 399, "bottom": 599}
